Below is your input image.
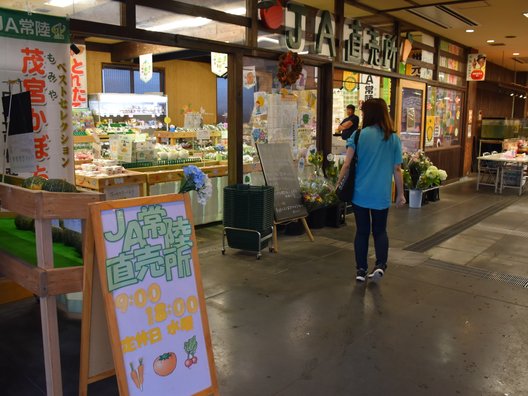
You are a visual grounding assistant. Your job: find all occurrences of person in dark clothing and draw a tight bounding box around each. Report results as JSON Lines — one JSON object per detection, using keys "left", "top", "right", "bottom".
{"left": 335, "top": 104, "right": 359, "bottom": 140}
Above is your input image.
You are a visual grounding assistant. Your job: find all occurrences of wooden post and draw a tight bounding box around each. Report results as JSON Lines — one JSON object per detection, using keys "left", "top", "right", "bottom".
{"left": 35, "top": 217, "right": 63, "bottom": 396}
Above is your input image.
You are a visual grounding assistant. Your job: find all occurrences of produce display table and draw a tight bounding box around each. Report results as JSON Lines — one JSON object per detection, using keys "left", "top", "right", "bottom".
{"left": 75, "top": 170, "right": 147, "bottom": 199}
{"left": 0, "top": 182, "right": 103, "bottom": 396}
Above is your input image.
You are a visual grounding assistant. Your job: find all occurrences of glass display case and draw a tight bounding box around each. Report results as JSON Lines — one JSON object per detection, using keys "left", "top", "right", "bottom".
{"left": 88, "top": 93, "right": 168, "bottom": 131}
{"left": 481, "top": 118, "right": 521, "bottom": 139}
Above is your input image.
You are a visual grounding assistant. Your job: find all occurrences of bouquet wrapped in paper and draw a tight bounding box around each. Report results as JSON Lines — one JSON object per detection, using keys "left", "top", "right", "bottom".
{"left": 179, "top": 165, "right": 213, "bottom": 205}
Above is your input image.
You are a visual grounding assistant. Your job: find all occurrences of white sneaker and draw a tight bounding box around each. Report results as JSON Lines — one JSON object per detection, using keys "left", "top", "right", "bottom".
{"left": 368, "top": 268, "right": 384, "bottom": 282}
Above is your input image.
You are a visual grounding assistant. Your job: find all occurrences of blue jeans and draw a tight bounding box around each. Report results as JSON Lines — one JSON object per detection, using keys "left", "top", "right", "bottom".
{"left": 352, "top": 204, "right": 389, "bottom": 272}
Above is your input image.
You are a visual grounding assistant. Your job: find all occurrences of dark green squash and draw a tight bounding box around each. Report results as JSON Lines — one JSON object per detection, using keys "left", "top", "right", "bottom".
{"left": 41, "top": 179, "right": 78, "bottom": 193}
{"left": 21, "top": 176, "right": 47, "bottom": 190}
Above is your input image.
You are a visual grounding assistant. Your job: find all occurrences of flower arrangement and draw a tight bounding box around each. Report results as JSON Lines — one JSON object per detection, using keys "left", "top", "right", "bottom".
{"left": 277, "top": 51, "right": 303, "bottom": 87}
{"left": 307, "top": 149, "right": 324, "bottom": 176}
{"left": 300, "top": 178, "right": 336, "bottom": 212}
{"left": 324, "top": 153, "right": 343, "bottom": 185}
{"left": 179, "top": 165, "right": 213, "bottom": 205}
{"left": 402, "top": 151, "right": 447, "bottom": 190}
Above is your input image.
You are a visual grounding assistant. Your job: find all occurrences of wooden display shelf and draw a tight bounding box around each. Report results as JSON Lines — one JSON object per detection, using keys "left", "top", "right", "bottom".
{"left": 0, "top": 182, "right": 103, "bottom": 395}
{"left": 142, "top": 163, "right": 228, "bottom": 185}
{"left": 75, "top": 170, "right": 147, "bottom": 197}
{"left": 73, "top": 135, "right": 96, "bottom": 144}
{"left": 155, "top": 130, "right": 222, "bottom": 145}
{"left": 243, "top": 162, "right": 262, "bottom": 173}
{"left": 73, "top": 134, "right": 113, "bottom": 144}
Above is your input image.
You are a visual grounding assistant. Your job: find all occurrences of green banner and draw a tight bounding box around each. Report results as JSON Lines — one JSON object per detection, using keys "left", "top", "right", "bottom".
{"left": 0, "top": 7, "right": 69, "bottom": 43}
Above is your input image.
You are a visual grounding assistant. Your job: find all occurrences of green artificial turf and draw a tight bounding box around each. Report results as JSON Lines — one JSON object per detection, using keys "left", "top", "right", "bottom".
{"left": 0, "top": 218, "right": 83, "bottom": 268}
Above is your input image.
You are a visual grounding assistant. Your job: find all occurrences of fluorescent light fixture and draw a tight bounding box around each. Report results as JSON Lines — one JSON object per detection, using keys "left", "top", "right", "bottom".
{"left": 226, "top": 7, "right": 246, "bottom": 16}
{"left": 465, "top": 29, "right": 474, "bottom": 33}
{"left": 146, "top": 17, "right": 211, "bottom": 32}
{"left": 513, "top": 52, "right": 520, "bottom": 56}
{"left": 486, "top": 39, "right": 495, "bottom": 43}
{"left": 298, "top": 51, "right": 309, "bottom": 55}
{"left": 45, "top": 0, "right": 74, "bottom": 7}
{"left": 257, "top": 37, "right": 279, "bottom": 44}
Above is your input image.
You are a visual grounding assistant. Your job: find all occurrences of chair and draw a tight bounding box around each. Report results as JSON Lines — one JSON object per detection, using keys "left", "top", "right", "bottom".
{"left": 477, "top": 152, "right": 500, "bottom": 192}
{"left": 500, "top": 163, "right": 526, "bottom": 195}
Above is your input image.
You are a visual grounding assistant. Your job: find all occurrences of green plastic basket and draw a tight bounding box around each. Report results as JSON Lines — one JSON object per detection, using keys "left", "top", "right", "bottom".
{"left": 223, "top": 184, "right": 274, "bottom": 232}
{"left": 224, "top": 228, "right": 272, "bottom": 251}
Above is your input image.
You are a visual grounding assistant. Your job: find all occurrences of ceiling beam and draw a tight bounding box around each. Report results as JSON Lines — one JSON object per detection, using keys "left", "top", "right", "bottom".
{"left": 111, "top": 42, "right": 179, "bottom": 62}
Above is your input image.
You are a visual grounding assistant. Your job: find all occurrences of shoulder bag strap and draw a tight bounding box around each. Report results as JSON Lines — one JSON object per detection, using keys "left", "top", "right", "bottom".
{"left": 353, "top": 129, "right": 361, "bottom": 157}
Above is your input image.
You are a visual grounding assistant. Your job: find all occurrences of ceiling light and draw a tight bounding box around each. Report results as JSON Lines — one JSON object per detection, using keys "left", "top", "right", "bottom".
{"left": 45, "top": 0, "right": 74, "bottom": 7}
{"left": 486, "top": 39, "right": 495, "bottom": 43}
{"left": 226, "top": 7, "right": 246, "bottom": 16}
{"left": 146, "top": 17, "right": 211, "bottom": 32}
{"left": 513, "top": 52, "right": 520, "bottom": 56}
{"left": 257, "top": 37, "right": 279, "bottom": 44}
{"left": 523, "top": 12, "right": 528, "bottom": 18}
{"left": 465, "top": 29, "right": 474, "bottom": 33}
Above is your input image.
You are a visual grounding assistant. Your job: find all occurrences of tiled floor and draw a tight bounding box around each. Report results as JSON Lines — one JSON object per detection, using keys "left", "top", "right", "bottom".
{"left": 1, "top": 178, "right": 528, "bottom": 395}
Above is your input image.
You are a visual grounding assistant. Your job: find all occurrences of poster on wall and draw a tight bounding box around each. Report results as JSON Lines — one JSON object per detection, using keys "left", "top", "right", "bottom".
{"left": 243, "top": 66, "right": 256, "bottom": 89}
{"left": 332, "top": 88, "right": 345, "bottom": 133}
{"left": 90, "top": 194, "right": 219, "bottom": 396}
{"left": 467, "top": 53, "right": 486, "bottom": 81}
{"left": 253, "top": 92, "right": 268, "bottom": 116}
{"left": 425, "top": 116, "right": 435, "bottom": 147}
{"left": 359, "top": 74, "right": 380, "bottom": 106}
{"left": 267, "top": 93, "right": 298, "bottom": 151}
{"left": 70, "top": 44, "right": 87, "bottom": 108}
{"left": 0, "top": 8, "right": 73, "bottom": 181}
{"left": 295, "top": 68, "right": 307, "bottom": 90}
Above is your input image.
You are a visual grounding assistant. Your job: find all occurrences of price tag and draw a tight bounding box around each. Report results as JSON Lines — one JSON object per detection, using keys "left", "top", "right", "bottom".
{"left": 196, "top": 129, "right": 211, "bottom": 141}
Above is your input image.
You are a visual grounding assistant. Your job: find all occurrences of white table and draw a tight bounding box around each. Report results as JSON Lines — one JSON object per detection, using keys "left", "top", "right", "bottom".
{"left": 476, "top": 153, "right": 528, "bottom": 195}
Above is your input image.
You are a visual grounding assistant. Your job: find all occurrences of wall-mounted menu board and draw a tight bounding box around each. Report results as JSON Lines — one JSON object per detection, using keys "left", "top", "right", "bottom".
{"left": 89, "top": 194, "right": 218, "bottom": 396}
{"left": 256, "top": 143, "right": 308, "bottom": 222}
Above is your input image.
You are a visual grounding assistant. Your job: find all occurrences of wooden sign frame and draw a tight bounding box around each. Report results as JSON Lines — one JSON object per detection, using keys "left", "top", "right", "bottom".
{"left": 89, "top": 193, "right": 218, "bottom": 396}
{"left": 79, "top": 216, "right": 116, "bottom": 395}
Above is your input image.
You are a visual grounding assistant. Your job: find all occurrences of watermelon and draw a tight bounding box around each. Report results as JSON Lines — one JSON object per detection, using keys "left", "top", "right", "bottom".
{"left": 21, "top": 176, "right": 47, "bottom": 190}
{"left": 41, "top": 179, "right": 78, "bottom": 193}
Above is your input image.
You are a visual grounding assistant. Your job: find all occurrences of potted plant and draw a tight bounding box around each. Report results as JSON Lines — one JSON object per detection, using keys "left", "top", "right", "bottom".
{"left": 324, "top": 154, "right": 346, "bottom": 227}
{"left": 402, "top": 151, "right": 447, "bottom": 208}
{"left": 300, "top": 180, "right": 328, "bottom": 228}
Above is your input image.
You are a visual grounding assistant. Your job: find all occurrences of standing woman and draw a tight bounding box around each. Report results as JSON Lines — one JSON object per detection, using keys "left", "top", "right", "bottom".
{"left": 336, "top": 98, "right": 406, "bottom": 283}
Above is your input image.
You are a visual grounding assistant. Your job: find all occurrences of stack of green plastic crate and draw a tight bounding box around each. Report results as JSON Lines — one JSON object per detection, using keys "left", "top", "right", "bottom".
{"left": 223, "top": 184, "right": 274, "bottom": 252}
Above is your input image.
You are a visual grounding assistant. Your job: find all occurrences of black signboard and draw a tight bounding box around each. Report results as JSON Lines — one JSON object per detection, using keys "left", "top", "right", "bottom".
{"left": 256, "top": 143, "right": 308, "bottom": 222}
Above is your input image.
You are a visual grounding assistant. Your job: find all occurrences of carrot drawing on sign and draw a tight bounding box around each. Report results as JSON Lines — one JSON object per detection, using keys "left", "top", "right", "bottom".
{"left": 129, "top": 362, "right": 142, "bottom": 391}
{"left": 138, "top": 358, "right": 144, "bottom": 389}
